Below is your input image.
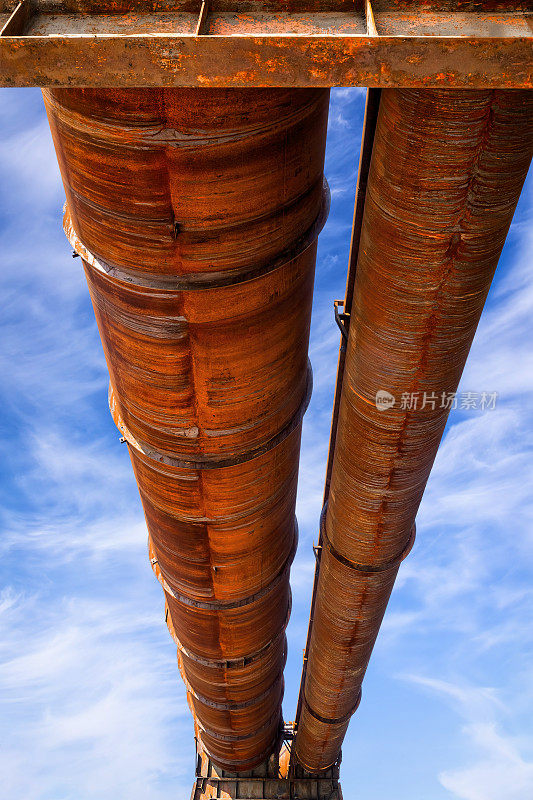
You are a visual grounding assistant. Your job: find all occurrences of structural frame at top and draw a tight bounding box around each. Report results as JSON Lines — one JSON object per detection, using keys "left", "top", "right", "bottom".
{"left": 0, "top": 1, "right": 531, "bottom": 88}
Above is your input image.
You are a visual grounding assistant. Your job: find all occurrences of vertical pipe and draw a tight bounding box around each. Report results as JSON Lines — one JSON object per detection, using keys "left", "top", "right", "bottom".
{"left": 44, "top": 87, "right": 330, "bottom": 772}
{"left": 294, "top": 88, "right": 533, "bottom": 772}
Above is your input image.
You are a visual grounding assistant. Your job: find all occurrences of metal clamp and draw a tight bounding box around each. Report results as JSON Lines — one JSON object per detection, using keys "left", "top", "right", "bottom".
{"left": 302, "top": 687, "right": 362, "bottom": 726}
{"left": 319, "top": 501, "right": 417, "bottom": 575}
{"left": 334, "top": 299, "right": 350, "bottom": 342}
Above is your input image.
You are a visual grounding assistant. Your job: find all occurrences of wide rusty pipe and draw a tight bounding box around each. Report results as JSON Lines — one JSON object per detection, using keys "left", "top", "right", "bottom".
{"left": 44, "top": 87, "right": 330, "bottom": 772}
{"left": 294, "top": 88, "right": 533, "bottom": 772}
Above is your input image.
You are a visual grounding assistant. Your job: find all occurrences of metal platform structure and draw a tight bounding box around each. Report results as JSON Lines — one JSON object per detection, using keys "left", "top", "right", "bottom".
{"left": 0, "top": 1, "right": 531, "bottom": 88}
{"left": 192, "top": 736, "right": 342, "bottom": 799}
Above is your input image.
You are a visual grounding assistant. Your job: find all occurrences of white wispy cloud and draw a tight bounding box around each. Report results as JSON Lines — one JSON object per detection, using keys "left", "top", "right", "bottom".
{"left": 440, "top": 722, "right": 533, "bottom": 800}
{"left": 400, "top": 675, "right": 533, "bottom": 800}
{"left": 0, "top": 89, "right": 194, "bottom": 799}
{"left": 0, "top": 590, "right": 192, "bottom": 800}
{"left": 1, "top": 427, "right": 145, "bottom": 561}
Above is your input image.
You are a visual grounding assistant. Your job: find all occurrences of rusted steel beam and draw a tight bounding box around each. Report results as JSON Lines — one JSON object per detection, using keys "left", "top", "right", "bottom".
{"left": 365, "top": 0, "right": 378, "bottom": 38}
{"left": 191, "top": 742, "right": 342, "bottom": 800}
{"left": 293, "top": 87, "right": 381, "bottom": 736}
{"left": 0, "top": 1, "right": 531, "bottom": 88}
{"left": 44, "top": 86, "right": 330, "bottom": 772}
{"left": 0, "top": 0, "right": 31, "bottom": 35}
{"left": 293, "top": 88, "right": 533, "bottom": 772}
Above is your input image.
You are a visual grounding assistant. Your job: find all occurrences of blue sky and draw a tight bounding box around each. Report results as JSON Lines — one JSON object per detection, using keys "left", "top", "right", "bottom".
{"left": 0, "top": 88, "right": 532, "bottom": 800}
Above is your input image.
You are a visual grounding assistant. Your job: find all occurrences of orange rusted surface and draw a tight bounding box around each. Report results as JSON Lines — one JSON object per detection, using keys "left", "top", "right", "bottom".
{"left": 294, "top": 88, "right": 533, "bottom": 772}
{"left": 44, "top": 87, "right": 329, "bottom": 771}
{"left": 294, "top": 87, "right": 382, "bottom": 737}
{"left": 1, "top": 1, "right": 532, "bottom": 89}
{"left": 190, "top": 739, "right": 342, "bottom": 800}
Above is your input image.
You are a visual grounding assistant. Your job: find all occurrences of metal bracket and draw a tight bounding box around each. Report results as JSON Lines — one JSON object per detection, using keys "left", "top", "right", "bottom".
{"left": 283, "top": 721, "right": 295, "bottom": 741}
{"left": 334, "top": 299, "right": 350, "bottom": 342}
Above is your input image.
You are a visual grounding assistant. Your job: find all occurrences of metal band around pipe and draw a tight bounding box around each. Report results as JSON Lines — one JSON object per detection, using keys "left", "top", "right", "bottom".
{"left": 183, "top": 670, "right": 284, "bottom": 712}
{"left": 198, "top": 732, "right": 281, "bottom": 770}
{"left": 195, "top": 707, "right": 282, "bottom": 744}
{"left": 150, "top": 524, "right": 297, "bottom": 611}
{"left": 109, "top": 362, "right": 312, "bottom": 470}
{"left": 65, "top": 179, "right": 329, "bottom": 292}
{"left": 302, "top": 687, "right": 362, "bottom": 727}
{"left": 319, "top": 503, "right": 416, "bottom": 574}
{"left": 165, "top": 597, "right": 291, "bottom": 671}
{"left": 152, "top": 518, "right": 298, "bottom": 604}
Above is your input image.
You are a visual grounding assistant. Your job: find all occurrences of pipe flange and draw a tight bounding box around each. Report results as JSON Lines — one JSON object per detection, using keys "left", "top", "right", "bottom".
{"left": 64, "top": 177, "right": 330, "bottom": 292}
{"left": 109, "top": 361, "right": 312, "bottom": 470}
{"left": 302, "top": 687, "right": 362, "bottom": 727}
{"left": 319, "top": 502, "right": 416, "bottom": 575}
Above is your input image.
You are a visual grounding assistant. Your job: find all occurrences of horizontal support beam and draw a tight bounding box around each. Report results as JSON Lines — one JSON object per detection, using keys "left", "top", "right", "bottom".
{"left": 0, "top": 2, "right": 531, "bottom": 87}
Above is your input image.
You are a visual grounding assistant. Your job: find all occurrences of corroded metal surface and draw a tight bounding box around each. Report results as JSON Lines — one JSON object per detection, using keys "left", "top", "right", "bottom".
{"left": 191, "top": 743, "right": 342, "bottom": 800}
{"left": 294, "top": 88, "right": 533, "bottom": 772}
{"left": 44, "top": 87, "right": 329, "bottom": 771}
{"left": 1, "top": 1, "right": 532, "bottom": 88}
{"left": 294, "top": 87, "right": 381, "bottom": 734}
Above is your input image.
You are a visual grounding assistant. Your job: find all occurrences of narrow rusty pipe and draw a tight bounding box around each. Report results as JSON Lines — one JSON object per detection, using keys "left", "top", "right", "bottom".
{"left": 43, "top": 88, "right": 330, "bottom": 772}
{"left": 294, "top": 88, "right": 381, "bottom": 735}
{"left": 294, "top": 88, "right": 533, "bottom": 772}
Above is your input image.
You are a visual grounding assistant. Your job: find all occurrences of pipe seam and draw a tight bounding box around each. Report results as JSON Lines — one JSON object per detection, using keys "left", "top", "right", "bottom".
{"left": 165, "top": 599, "right": 291, "bottom": 670}
{"left": 44, "top": 88, "right": 327, "bottom": 150}
{"left": 180, "top": 665, "right": 286, "bottom": 712}
{"left": 64, "top": 179, "right": 329, "bottom": 291}
{"left": 148, "top": 518, "right": 298, "bottom": 611}
{"left": 194, "top": 708, "right": 282, "bottom": 744}
{"left": 319, "top": 503, "right": 417, "bottom": 574}
{"left": 149, "top": 521, "right": 298, "bottom": 611}
{"left": 150, "top": 515, "right": 299, "bottom": 582}
{"left": 302, "top": 688, "right": 362, "bottom": 727}
{"left": 109, "top": 363, "right": 312, "bottom": 469}
{"left": 197, "top": 733, "right": 281, "bottom": 770}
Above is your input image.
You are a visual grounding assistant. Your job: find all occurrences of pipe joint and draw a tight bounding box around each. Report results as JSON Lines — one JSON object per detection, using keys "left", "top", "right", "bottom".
{"left": 319, "top": 503, "right": 416, "bottom": 575}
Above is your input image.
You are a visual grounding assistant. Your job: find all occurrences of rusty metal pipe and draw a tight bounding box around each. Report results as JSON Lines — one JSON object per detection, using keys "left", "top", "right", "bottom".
{"left": 294, "top": 88, "right": 533, "bottom": 772}
{"left": 295, "top": 88, "right": 381, "bottom": 732}
{"left": 43, "top": 87, "right": 330, "bottom": 772}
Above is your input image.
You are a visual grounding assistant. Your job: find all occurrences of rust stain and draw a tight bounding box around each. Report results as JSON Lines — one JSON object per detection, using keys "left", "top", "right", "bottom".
{"left": 43, "top": 86, "right": 330, "bottom": 772}
{"left": 294, "top": 88, "right": 533, "bottom": 772}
